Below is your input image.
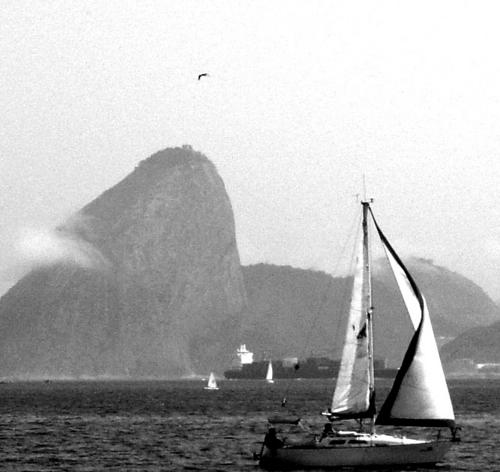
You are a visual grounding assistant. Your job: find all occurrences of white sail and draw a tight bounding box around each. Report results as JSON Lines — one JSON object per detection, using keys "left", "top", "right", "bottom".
{"left": 266, "top": 361, "right": 274, "bottom": 383}
{"left": 373, "top": 217, "right": 455, "bottom": 427}
{"left": 205, "top": 372, "right": 218, "bottom": 390}
{"left": 331, "top": 210, "right": 372, "bottom": 417}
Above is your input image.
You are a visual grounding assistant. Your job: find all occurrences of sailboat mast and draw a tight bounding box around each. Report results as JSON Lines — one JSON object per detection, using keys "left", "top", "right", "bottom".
{"left": 362, "top": 201, "right": 376, "bottom": 432}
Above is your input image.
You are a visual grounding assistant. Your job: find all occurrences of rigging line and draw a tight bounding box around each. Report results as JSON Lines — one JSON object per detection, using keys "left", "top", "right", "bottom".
{"left": 278, "top": 203, "right": 363, "bottom": 409}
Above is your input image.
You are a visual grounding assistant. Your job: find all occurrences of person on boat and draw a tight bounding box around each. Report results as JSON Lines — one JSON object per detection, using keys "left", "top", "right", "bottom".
{"left": 264, "top": 427, "right": 284, "bottom": 453}
{"left": 319, "top": 422, "right": 336, "bottom": 441}
{"left": 451, "top": 425, "right": 462, "bottom": 442}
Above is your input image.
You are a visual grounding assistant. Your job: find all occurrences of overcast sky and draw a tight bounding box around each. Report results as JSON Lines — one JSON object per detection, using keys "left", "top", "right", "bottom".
{"left": 1, "top": 0, "right": 500, "bottom": 299}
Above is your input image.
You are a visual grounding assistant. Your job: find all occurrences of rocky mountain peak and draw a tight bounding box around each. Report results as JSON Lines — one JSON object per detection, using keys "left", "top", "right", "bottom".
{"left": 0, "top": 146, "right": 247, "bottom": 379}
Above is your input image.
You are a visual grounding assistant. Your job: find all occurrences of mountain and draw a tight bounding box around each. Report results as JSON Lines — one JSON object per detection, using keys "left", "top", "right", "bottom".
{"left": 0, "top": 146, "right": 247, "bottom": 378}
{"left": 239, "top": 260, "right": 500, "bottom": 367}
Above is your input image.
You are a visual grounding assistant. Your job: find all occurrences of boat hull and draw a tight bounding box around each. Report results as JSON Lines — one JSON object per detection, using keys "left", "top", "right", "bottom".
{"left": 260, "top": 440, "right": 451, "bottom": 469}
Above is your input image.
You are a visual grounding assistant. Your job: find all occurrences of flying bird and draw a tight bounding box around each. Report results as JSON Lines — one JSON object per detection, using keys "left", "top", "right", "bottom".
{"left": 198, "top": 73, "right": 209, "bottom": 80}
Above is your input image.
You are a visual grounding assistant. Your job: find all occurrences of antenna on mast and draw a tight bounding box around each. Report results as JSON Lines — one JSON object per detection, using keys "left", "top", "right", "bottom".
{"left": 361, "top": 174, "right": 374, "bottom": 204}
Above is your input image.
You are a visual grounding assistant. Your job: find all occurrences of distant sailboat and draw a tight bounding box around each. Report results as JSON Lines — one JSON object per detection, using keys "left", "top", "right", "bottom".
{"left": 258, "top": 199, "right": 459, "bottom": 469}
{"left": 204, "top": 372, "right": 219, "bottom": 390}
{"left": 266, "top": 360, "right": 274, "bottom": 383}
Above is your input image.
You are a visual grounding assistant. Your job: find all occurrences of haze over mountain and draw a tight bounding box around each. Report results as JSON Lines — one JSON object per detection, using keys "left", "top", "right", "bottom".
{"left": 0, "top": 146, "right": 498, "bottom": 379}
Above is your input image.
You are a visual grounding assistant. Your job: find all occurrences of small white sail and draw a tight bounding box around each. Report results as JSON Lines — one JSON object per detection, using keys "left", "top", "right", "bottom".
{"left": 266, "top": 360, "right": 274, "bottom": 383}
{"left": 331, "top": 209, "right": 372, "bottom": 417}
{"left": 205, "top": 372, "right": 219, "bottom": 390}
{"left": 373, "top": 216, "right": 455, "bottom": 427}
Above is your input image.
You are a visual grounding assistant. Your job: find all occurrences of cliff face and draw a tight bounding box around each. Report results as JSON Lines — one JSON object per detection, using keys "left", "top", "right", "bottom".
{"left": 0, "top": 146, "right": 247, "bottom": 378}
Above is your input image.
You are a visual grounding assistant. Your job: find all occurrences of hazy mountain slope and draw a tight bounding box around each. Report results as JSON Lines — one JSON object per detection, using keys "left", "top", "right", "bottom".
{"left": 240, "top": 264, "right": 351, "bottom": 361}
{"left": 440, "top": 321, "right": 500, "bottom": 365}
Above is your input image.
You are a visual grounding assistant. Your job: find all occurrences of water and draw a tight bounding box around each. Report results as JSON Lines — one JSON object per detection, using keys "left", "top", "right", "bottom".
{"left": 0, "top": 378, "right": 498, "bottom": 471}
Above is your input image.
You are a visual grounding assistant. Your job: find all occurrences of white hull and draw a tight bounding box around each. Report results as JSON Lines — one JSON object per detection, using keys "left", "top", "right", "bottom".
{"left": 260, "top": 437, "right": 451, "bottom": 469}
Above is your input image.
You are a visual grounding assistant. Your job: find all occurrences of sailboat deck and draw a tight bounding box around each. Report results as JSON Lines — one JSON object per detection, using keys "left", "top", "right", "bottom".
{"left": 284, "top": 431, "right": 432, "bottom": 449}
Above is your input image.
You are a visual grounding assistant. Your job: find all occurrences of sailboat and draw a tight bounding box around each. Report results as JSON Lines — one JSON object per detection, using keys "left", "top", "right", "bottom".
{"left": 259, "top": 200, "right": 459, "bottom": 469}
{"left": 204, "top": 372, "right": 219, "bottom": 390}
{"left": 266, "top": 360, "right": 274, "bottom": 383}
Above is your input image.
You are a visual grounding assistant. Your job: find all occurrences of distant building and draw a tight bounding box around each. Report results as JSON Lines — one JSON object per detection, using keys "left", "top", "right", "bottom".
{"left": 236, "top": 344, "right": 254, "bottom": 366}
{"left": 282, "top": 357, "right": 299, "bottom": 368}
{"left": 476, "top": 363, "right": 500, "bottom": 373}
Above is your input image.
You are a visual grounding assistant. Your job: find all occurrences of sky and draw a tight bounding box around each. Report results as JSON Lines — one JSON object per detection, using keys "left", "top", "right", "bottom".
{"left": 1, "top": 0, "right": 500, "bottom": 300}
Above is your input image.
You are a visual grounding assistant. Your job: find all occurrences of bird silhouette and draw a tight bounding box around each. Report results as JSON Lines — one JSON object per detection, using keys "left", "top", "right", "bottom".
{"left": 198, "top": 73, "right": 209, "bottom": 80}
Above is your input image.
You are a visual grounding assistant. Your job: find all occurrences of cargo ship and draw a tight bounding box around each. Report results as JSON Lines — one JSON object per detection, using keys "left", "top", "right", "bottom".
{"left": 223, "top": 345, "right": 397, "bottom": 380}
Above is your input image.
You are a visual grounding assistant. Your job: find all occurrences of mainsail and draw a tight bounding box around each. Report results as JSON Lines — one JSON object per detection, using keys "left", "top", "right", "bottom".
{"left": 371, "top": 210, "right": 455, "bottom": 428}
{"left": 331, "top": 203, "right": 374, "bottom": 418}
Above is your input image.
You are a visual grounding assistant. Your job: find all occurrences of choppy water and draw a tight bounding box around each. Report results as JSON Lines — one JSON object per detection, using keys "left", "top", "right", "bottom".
{"left": 0, "top": 378, "right": 498, "bottom": 471}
